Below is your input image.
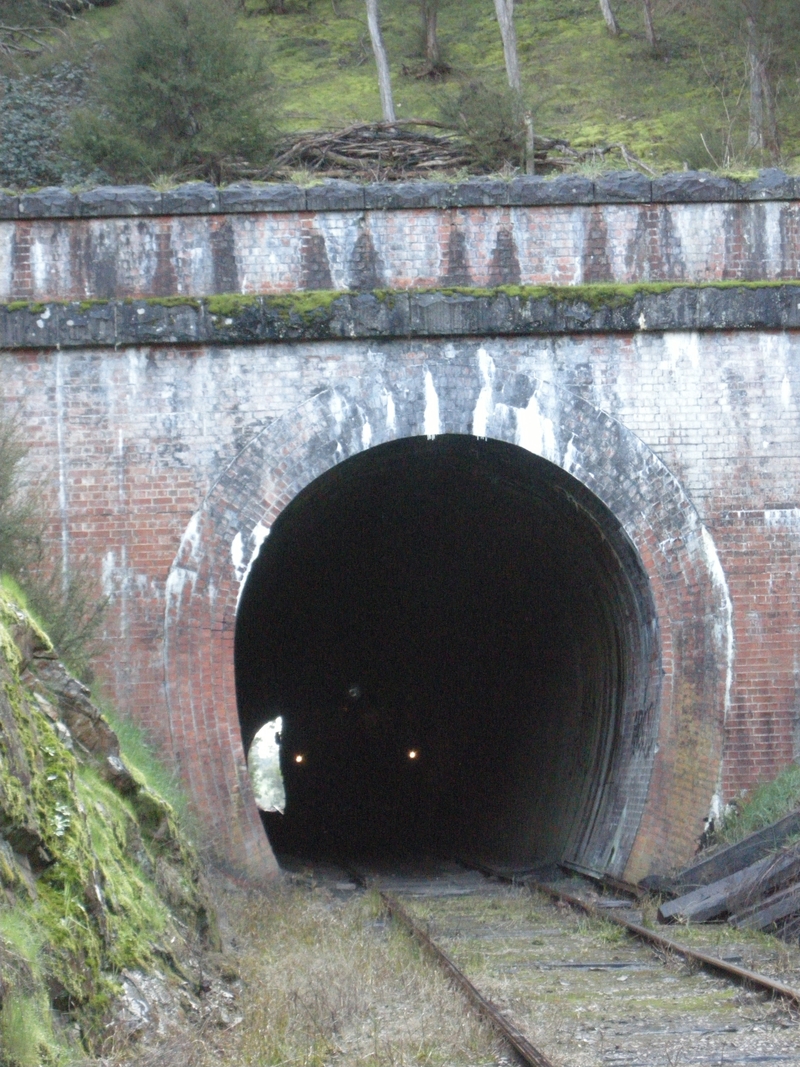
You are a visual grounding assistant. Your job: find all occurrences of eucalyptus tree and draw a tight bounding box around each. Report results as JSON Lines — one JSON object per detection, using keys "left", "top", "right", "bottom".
{"left": 365, "top": 0, "right": 395, "bottom": 121}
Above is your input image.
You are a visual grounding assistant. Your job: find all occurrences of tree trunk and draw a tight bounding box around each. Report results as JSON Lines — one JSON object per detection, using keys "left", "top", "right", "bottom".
{"left": 642, "top": 0, "right": 656, "bottom": 48}
{"left": 493, "top": 0, "right": 521, "bottom": 96}
{"left": 746, "top": 14, "right": 778, "bottom": 157}
{"left": 598, "top": 0, "right": 620, "bottom": 36}
{"left": 365, "top": 0, "right": 396, "bottom": 123}
{"left": 422, "top": 0, "right": 440, "bottom": 66}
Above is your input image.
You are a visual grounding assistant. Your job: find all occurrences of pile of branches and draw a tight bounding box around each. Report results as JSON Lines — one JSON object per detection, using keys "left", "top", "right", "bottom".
{"left": 269, "top": 120, "right": 470, "bottom": 180}
{"left": 263, "top": 120, "right": 603, "bottom": 181}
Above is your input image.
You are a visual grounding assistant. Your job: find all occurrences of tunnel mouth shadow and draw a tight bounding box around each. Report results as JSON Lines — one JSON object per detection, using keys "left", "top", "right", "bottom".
{"left": 235, "top": 435, "right": 660, "bottom": 874}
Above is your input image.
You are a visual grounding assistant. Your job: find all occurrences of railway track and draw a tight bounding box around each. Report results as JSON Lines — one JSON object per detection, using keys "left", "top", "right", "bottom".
{"left": 340, "top": 860, "right": 800, "bottom": 1067}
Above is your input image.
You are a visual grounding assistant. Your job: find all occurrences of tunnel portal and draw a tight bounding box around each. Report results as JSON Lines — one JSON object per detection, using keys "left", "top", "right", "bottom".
{"left": 235, "top": 435, "right": 659, "bottom": 869}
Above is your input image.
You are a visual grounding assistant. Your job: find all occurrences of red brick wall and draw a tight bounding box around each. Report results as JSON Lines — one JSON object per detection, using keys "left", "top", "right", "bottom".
{"left": 2, "top": 188, "right": 799, "bottom": 880}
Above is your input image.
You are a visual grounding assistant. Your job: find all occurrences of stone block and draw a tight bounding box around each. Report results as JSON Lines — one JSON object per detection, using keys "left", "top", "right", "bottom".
{"left": 160, "top": 182, "right": 221, "bottom": 214}
{"left": 305, "top": 180, "right": 365, "bottom": 211}
{"left": 741, "top": 169, "right": 800, "bottom": 201}
{"left": 57, "top": 301, "right": 118, "bottom": 348}
{"left": 77, "top": 186, "right": 163, "bottom": 217}
{"left": 509, "top": 174, "right": 595, "bottom": 205}
{"left": 593, "top": 170, "right": 652, "bottom": 203}
{"left": 0, "top": 192, "right": 19, "bottom": 219}
{"left": 220, "top": 183, "right": 306, "bottom": 213}
{"left": 364, "top": 181, "right": 451, "bottom": 210}
{"left": 19, "top": 187, "right": 79, "bottom": 218}
{"left": 447, "top": 179, "right": 511, "bottom": 207}
{"left": 652, "top": 171, "right": 742, "bottom": 202}
{"left": 116, "top": 300, "right": 202, "bottom": 344}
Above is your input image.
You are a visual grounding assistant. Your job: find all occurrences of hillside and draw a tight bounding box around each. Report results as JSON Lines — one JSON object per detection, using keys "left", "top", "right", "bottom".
{"left": 2, "top": 0, "right": 800, "bottom": 188}
{"left": 0, "top": 583, "right": 235, "bottom": 1064}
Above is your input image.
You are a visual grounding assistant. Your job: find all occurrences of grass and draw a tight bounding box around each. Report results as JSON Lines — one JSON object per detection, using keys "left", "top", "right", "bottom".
{"left": 117, "top": 879, "right": 502, "bottom": 1067}
{"left": 715, "top": 763, "right": 800, "bottom": 847}
{"left": 21, "top": 0, "right": 800, "bottom": 175}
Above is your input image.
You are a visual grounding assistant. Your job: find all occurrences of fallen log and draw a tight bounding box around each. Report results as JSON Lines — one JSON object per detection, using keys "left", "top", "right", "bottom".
{"left": 730, "top": 881, "right": 800, "bottom": 931}
{"left": 658, "top": 843, "right": 800, "bottom": 924}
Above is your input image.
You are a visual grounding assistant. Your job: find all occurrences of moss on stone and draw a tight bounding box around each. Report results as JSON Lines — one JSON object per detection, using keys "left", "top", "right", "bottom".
{"left": 0, "top": 585, "right": 214, "bottom": 1059}
{"left": 264, "top": 289, "right": 346, "bottom": 322}
{"left": 206, "top": 293, "right": 261, "bottom": 318}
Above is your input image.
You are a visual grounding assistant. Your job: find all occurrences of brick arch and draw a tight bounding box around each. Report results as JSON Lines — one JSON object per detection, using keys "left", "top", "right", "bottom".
{"left": 164, "top": 350, "right": 732, "bottom": 883}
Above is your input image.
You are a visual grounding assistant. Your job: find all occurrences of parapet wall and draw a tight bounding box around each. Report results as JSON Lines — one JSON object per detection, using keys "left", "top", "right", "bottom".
{"left": 4, "top": 170, "right": 800, "bottom": 303}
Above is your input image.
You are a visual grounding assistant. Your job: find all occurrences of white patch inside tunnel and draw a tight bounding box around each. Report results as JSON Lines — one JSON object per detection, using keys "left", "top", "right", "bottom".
{"left": 248, "top": 717, "right": 285, "bottom": 813}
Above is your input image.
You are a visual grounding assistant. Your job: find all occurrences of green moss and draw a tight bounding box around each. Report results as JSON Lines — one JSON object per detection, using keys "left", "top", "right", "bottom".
{"left": 0, "top": 586, "right": 213, "bottom": 1054}
{"left": 264, "top": 289, "right": 347, "bottom": 321}
{"left": 142, "top": 296, "right": 202, "bottom": 310}
{"left": 206, "top": 293, "right": 262, "bottom": 318}
{"left": 3, "top": 302, "right": 47, "bottom": 314}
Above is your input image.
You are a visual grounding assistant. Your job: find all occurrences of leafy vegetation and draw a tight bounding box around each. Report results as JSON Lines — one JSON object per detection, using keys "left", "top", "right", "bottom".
{"left": 1, "top": 0, "right": 800, "bottom": 187}
{"left": 715, "top": 763, "right": 800, "bottom": 846}
{"left": 67, "top": 0, "right": 278, "bottom": 182}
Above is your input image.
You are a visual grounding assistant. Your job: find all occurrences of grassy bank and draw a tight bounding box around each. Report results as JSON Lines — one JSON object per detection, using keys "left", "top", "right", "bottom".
{"left": 18, "top": 0, "right": 800, "bottom": 176}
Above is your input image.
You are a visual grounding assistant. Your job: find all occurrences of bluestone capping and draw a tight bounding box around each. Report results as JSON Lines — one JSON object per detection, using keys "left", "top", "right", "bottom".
{"left": 0, "top": 193, "right": 19, "bottom": 220}
{"left": 652, "top": 172, "right": 743, "bottom": 203}
{"left": 77, "top": 185, "right": 164, "bottom": 217}
{"left": 305, "top": 180, "right": 366, "bottom": 211}
{"left": 19, "top": 186, "right": 79, "bottom": 218}
{"left": 364, "top": 181, "right": 452, "bottom": 210}
{"left": 593, "top": 171, "right": 653, "bottom": 203}
{"left": 742, "top": 168, "right": 800, "bottom": 201}
{"left": 160, "top": 182, "right": 221, "bottom": 214}
{"left": 219, "top": 182, "right": 307, "bottom": 213}
{"left": 6, "top": 284, "right": 800, "bottom": 350}
{"left": 4, "top": 170, "right": 800, "bottom": 219}
{"left": 448, "top": 178, "right": 512, "bottom": 207}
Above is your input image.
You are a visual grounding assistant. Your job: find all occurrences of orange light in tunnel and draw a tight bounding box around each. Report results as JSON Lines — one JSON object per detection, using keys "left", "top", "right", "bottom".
{"left": 408, "top": 749, "right": 418, "bottom": 760}
{"left": 294, "top": 754, "right": 305, "bottom": 763}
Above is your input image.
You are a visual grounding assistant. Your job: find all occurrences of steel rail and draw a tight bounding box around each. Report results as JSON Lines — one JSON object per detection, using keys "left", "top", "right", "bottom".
{"left": 459, "top": 859, "right": 800, "bottom": 1009}
{"left": 499, "top": 871, "right": 800, "bottom": 1010}
{"left": 378, "top": 890, "right": 559, "bottom": 1067}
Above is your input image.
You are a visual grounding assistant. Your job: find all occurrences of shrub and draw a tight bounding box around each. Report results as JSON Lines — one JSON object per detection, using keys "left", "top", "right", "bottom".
{"left": 439, "top": 79, "right": 527, "bottom": 171}
{"left": 67, "top": 0, "right": 279, "bottom": 183}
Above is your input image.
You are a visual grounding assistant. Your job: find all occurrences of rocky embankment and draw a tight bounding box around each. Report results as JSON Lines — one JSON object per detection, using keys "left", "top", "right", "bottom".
{"left": 0, "top": 587, "right": 239, "bottom": 1064}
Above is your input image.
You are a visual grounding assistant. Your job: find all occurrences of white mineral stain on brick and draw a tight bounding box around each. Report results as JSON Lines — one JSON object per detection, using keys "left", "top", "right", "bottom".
{"left": 385, "top": 390, "right": 396, "bottom": 432}
{"left": 234, "top": 523, "right": 270, "bottom": 609}
{"left": 361, "top": 415, "right": 372, "bottom": 449}
{"left": 765, "top": 507, "right": 800, "bottom": 528}
{"left": 563, "top": 434, "right": 579, "bottom": 473}
{"left": 700, "top": 524, "right": 734, "bottom": 727}
{"left": 782, "top": 374, "right": 792, "bottom": 408}
{"left": 764, "top": 203, "right": 782, "bottom": 277}
{"left": 662, "top": 330, "right": 700, "bottom": 374}
{"left": 231, "top": 531, "right": 245, "bottom": 580}
{"left": 102, "top": 551, "right": 116, "bottom": 598}
{"left": 0, "top": 224, "right": 13, "bottom": 301}
{"left": 424, "top": 369, "right": 440, "bottom": 438}
{"left": 516, "top": 389, "right": 557, "bottom": 462}
{"left": 315, "top": 212, "right": 363, "bottom": 290}
{"left": 472, "top": 348, "right": 495, "bottom": 438}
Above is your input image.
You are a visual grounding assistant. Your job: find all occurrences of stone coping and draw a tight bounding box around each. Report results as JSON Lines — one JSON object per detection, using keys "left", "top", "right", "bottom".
{"left": 2, "top": 169, "right": 799, "bottom": 220}
{"left": 4, "top": 283, "right": 800, "bottom": 349}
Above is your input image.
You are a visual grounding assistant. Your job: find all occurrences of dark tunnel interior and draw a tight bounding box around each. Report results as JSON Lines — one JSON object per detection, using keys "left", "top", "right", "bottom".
{"left": 235, "top": 435, "right": 654, "bottom": 868}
